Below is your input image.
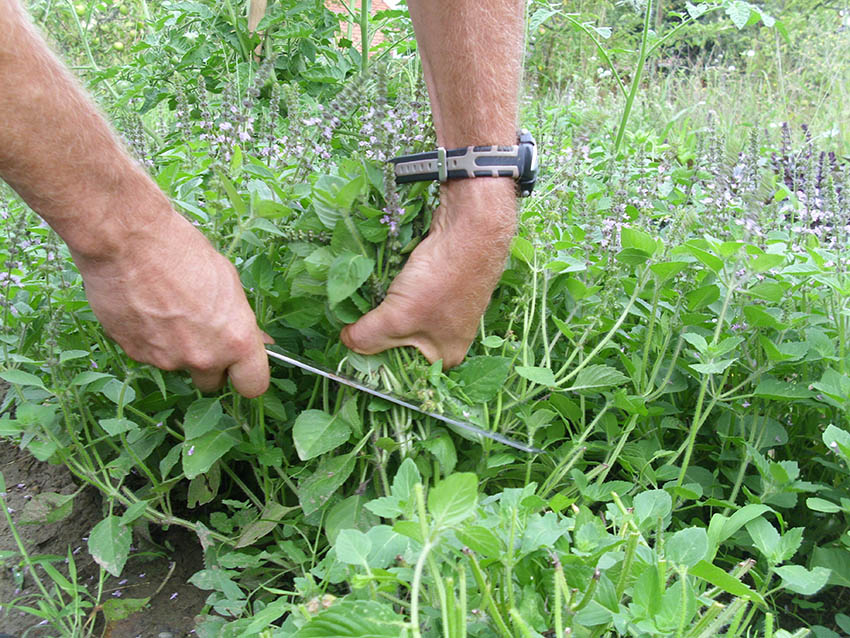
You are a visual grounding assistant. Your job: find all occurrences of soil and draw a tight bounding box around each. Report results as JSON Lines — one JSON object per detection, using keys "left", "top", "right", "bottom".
{"left": 0, "top": 382, "right": 207, "bottom": 638}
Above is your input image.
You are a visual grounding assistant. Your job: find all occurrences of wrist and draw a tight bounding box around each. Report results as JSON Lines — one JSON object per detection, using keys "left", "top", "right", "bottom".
{"left": 438, "top": 177, "right": 517, "bottom": 236}
{"left": 64, "top": 165, "right": 178, "bottom": 265}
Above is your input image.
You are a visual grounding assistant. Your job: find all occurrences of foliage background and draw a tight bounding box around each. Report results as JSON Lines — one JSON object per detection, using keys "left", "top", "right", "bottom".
{"left": 2, "top": 0, "right": 850, "bottom": 636}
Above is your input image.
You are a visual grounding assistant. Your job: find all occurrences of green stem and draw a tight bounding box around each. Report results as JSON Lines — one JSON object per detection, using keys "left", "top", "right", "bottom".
{"left": 360, "top": 0, "right": 371, "bottom": 73}
{"left": 613, "top": 0, "right": 652, "bottom": 154}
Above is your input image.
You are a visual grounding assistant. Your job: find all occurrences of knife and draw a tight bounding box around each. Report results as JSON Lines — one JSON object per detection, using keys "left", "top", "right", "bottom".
{"left": 266, "top": 347, "right": 542, "bottom": 454}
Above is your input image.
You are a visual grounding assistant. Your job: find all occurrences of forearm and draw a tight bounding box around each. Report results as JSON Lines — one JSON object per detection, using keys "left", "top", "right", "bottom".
{"left": 407, "top": 0, "right": 524, "bottom": 147}
{"left": 0, "top": 0, "right": 172, "bottom": 262}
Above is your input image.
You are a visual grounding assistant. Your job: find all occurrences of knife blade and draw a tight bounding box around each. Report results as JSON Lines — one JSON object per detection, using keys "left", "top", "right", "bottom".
{"left": 265, "top": 347, "right": 542, "bottom": 454}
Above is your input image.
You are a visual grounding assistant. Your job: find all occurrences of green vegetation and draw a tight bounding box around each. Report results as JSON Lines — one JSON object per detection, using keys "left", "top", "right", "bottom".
{"left": 2, "top": 0, "right": 850, "bottom": 636}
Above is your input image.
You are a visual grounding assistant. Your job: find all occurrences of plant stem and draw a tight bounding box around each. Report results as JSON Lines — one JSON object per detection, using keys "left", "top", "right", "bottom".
{"left": 613, "top": 0, "right": 652, "bottom": 154}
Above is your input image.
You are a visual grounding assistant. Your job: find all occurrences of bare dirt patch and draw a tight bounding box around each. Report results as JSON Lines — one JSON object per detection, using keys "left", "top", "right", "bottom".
{"left": 1, "top": 382, "right": 206, "bottom": 638}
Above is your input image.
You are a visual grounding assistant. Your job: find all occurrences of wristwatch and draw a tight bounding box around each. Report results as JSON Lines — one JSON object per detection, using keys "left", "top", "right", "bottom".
{"left": 390, "top": 130, "right": 538, "bottom": 197}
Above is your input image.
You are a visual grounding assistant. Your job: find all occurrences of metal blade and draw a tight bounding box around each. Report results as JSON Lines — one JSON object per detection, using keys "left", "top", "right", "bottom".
{"left": 266, "top": 347, "right": 542, "bottom": 454}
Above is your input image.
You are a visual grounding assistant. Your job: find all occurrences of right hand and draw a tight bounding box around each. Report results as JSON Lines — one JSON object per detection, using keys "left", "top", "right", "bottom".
{"left": 73, "top": 212, "right": 271, "bottom": 398}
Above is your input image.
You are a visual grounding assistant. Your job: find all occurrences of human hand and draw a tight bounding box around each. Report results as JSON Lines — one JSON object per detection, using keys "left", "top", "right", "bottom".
{"left": 74, "top": 211, "right": 271, "bottom": 397}
{"left": 341, "top": 179, "right": 516, "bottom": 368}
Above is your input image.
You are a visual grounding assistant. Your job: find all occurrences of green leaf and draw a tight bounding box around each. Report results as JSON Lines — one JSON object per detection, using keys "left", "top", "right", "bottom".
{"left": 327, "top": 252, "right": 375, "bottom": 306}
{"left": 746, "top": 517, "right": 780, "bottom": 563}
{"left": 292, "top": 409, "right": 352, "bottom": 461}
{"left": 218, "top": 173, "right": 247, "bottom": 215}
{"left": 746, "top": 281, "right": 785, "bottom": 302}
{"left": 681, "top": 243, "right": 723, "bottom": 272}
{"left": 392, "top": 457, "right": 420, "bottom": 504}
{"left": 806, "top": 497, "right": 841, "bottom": 513}
{"left": 812, "top": 547, "right": 850, "bottom": 588}
{"left": 428, "top": 473, "right": 478, "bottom": 530}
{"left": 823, "top": 424, "right": 850, "bottom": 461}
{"left": 650, "top": 260, "right": 688, "bottom": 283}
{"left": 754, "top": 377, "right": 813, "bottom": 400}
{"left": 298, "top": 454, "right": 356, "bottom": 517}
{"left": 235, "top": 502, "right": 293, "bottom": 548}
{"left": 681, "top": 333, "right": 709, "bottom": 353}
{"left": 666, "top": 527, "right": 709, "bottom": 567}
{"left": 183, "top": 398, "right": 223, "bottom": 439}
{"left": 690, "top": 560, "right": 764, "bottom": 604}
{"left": 294, "top": 600, "right": 405, "bottom": 637}
{"left": 453, "top": 356, "right": 512, "bottom": 402}
{"left": 182, "top": 427, "right": 241, "bottom": 480}
{"left": 620, "top": 226, "right": 657, "bottom": 255}
{"left": 100, "top": 379, "right": 136, "bottom": 407}
{"left": 691, "top": 359, "right": 736, "bottom": 375}
{"left": 686, "top": 284, "right": 720, "bottom": 310}
{"left": 633, "top": 489, "right": 672, "bottom": 530}
{"left": 774, "top": 565, "right": 831, "bottom": 595}
{"left": 744, "top": 305, "right": 787, "bottom": 329}
{"left": 750, "top": 253, "right": 784, "bottom": 273}
{"left": 515, "top": 365, "right": 557, "bottom": 387}
{"left": 564, "top": 364, "right": 628, "bottom": 394}
{"left": 334, "top": 528, "right": 372, "bottom": 566}
{"left": 726, "top": 0, "right": 753, "bottom": 29}
{"left": 119, "top": 501, "right": 149, "bottom": 526}
{"left": 99, "top": 418, "right": 139, "bottom": 436}
{"left": 456, "top": 525, "right": 504, "bottom": 559}
{"left": 88, "top": 515, "right": 131, "bottom": 577}
{"left": 511, "top": 236, "right": 535, "bottom": 266}
{"left": 0, "top": 369, "right": 46, "bottom": 390}
{"left": 72, "top": 371, "right": 114, "bottom": 386}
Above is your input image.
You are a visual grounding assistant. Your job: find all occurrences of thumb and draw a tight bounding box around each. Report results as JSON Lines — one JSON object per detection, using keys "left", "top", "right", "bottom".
{"left": 341, "top": 306, "right": 399, "bottom": 355}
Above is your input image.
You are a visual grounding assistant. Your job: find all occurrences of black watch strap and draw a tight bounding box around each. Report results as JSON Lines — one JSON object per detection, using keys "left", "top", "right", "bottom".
{"left": 391, "top": 145, "right": 524, "bottom": 183}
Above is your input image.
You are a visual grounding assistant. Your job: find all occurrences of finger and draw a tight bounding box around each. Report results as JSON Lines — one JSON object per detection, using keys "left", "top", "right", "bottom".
{"left": 261, "top": 331, "right": 275, "bottom": 345}
{"left": 227, "top": 335, "right": 271, "bottom": 398}
{"left": 340, "top": 304, "right": 409, "bottom": 356}
{"left": 340, "top": 305, "right": 446, "bottom": 364}
{"left": 190, "top": 367, "right": 228, "bottom": 394}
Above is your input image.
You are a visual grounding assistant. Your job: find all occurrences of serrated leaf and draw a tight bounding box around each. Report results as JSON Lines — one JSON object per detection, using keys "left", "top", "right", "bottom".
{"left": 428, "top": 473, "right": 478, "bottom": 530}
{"left": 564, "top": 364, "right": 628, "bottom": 393}
{"left": 453, "top": 356, "right": 512, "bottom": 402}
{"left": 88, "top": 515, "right": 131, "bottom": 577}
{"left": 292, "top": 409, "right": 352, "bottom": 461}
